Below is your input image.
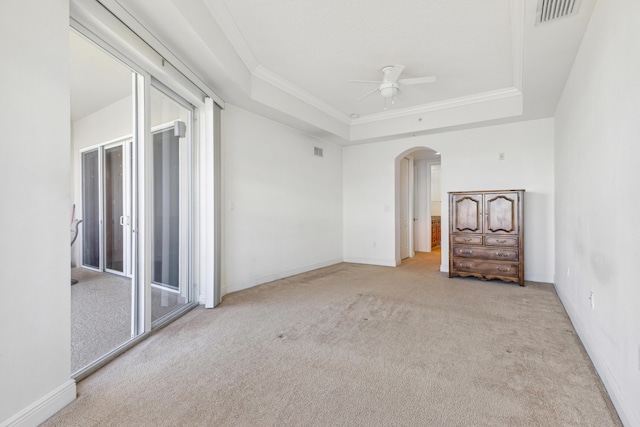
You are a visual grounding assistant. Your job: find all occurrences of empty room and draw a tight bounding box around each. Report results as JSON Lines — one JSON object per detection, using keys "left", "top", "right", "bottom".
{"left": 1, "top": 0, "right": 639, "bottom": 426}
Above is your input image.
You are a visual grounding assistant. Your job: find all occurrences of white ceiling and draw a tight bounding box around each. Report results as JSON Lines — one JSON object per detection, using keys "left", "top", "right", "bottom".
{"left": 80, "top": 0, "right": 595, "bottom": 144}
{"left": 219, "top": 0, "right": 514, "bottom": 117}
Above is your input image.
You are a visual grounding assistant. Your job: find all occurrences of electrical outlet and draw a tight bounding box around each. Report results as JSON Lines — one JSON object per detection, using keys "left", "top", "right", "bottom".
{"left": 589, "top": 291, "right": 595, "bottom": 309}
{"left": 373, "top": 242, "right": 376, "bottom": 248}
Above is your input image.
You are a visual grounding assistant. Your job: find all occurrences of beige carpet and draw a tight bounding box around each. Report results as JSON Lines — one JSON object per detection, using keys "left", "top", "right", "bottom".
{"left": 71, "top": 268, "right": 131, "bottom": 373}
{"left": 71, "top": 268, "right": 187, "bottom": 373}
{"left": 47, "top": 252, "right": 620, "bottom": 426}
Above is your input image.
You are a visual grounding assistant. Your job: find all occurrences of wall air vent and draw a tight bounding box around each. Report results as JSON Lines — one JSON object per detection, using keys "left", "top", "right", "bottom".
{"left": 536, "top": 0, "right": 580, "bottom": 25}
{"left": 314, "top": 147, "right": 324, "bottom": 157}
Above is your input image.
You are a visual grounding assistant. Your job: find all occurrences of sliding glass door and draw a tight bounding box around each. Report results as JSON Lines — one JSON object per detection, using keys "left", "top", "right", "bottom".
{"left": 149, "top": 85, "right": 193, "bottom": 323}
{"left": 80, "top": 141, "right": 131, "bottom": 276}
{"left": 71, "top": 28, "right": 199, "bottom": 376}
{"left": 71, "top": 28, "right": 136, "bottom": 374}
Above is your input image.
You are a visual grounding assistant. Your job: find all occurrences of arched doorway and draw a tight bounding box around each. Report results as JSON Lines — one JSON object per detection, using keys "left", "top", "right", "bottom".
{"left": 394, "top": 147, "right": 442, "bottom": 268}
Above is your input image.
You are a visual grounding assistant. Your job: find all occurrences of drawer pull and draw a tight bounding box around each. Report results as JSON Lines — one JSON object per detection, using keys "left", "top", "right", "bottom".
{"left": 460, "top": 264, "right": 472, "bottom": 269}
{"left": 497, "top": 267, "right": 510, "bottom": 273}
{"left": 460, "top": 250, "right": 473, "bottom": 255}
{"left": 495, "top": 252, "right": 510, "bottom": 258}
{"left": 463, "top": 238, "right": 472, "bottom": 242}
{"left": 496, "top": 239, "right": 507, "bottom": 243}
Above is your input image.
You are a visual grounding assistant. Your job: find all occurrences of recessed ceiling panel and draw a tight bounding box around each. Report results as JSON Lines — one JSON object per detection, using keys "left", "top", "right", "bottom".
{"left": 218, "top": 0, "right": 514, "bottom": 116}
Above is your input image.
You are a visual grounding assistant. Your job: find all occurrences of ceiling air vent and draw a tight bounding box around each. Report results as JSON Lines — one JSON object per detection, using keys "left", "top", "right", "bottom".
{"left": 536, "top": 0, "right": 580, "bottom": 25}
{"left": 314, "top": 147, "right": 324, "bottom": 158}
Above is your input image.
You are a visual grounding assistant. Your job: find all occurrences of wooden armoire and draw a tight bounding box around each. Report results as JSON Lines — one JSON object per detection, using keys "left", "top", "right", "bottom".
{"left": 448, "top": 190, "right": 524, "bottom": 286}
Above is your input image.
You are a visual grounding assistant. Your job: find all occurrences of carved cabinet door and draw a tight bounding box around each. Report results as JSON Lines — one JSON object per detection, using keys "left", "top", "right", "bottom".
{"left": 451, "top": 193, "right": 483, "bottom": 233}
{"left": 484, "top": 192, "right": 520, "bottom": 235}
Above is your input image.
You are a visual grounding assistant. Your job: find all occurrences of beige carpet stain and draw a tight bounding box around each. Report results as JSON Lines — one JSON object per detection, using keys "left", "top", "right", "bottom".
{"left": 45, "top": 252, "right": 621, "bottom": 426}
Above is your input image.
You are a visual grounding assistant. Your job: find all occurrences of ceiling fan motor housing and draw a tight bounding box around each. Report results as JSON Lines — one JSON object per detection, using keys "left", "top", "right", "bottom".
{"left": 379, "top": 81, "right": 399, "bottom": 98}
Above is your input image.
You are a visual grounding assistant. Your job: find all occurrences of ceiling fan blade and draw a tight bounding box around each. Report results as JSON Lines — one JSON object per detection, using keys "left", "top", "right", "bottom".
{"left": 349, "top": 79, "right": 382, "bottom": 85}
{"left": 356, "top": 87, "right": 380, "bottom": 101}
{"left": 385, "top": 64, "right": 405, "bottom": 82}
{"left": 398, "top": 76, "right": 436, "bottom": 85}
{"left": 395, "top": 88, "right": 407, "bottom": 102}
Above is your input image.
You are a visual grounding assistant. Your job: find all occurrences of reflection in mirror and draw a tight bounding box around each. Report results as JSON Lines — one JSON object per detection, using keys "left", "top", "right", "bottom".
{"left": 70, "top": 29, "right": 135, "bottom": 374}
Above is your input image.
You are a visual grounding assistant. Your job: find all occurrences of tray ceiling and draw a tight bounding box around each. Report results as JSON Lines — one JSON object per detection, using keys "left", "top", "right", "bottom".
{"left": 76, "top": 0, "right": 596, "bottom": 144}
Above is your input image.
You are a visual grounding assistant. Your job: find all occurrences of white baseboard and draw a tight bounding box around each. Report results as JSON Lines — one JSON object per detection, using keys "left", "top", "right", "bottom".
{"left": 2, "top": 380, "right": 76, "bottom": 427}
{"left": 225, "top": 258, "right": 344, "bottom": 294}
{"left": 342, "top": 257, "right": 397, "bottom": 267}
{"left": 524, "top": 273, "right": 554, "bottom": 283}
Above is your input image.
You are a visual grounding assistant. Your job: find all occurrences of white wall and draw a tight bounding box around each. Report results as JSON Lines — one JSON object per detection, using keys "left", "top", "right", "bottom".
{"left": 343, "top": 118, "right": 555, "bottom": 283}
{"left": 73, "top": 96, "right": 133, "bottom": 152}
{"left": 222, "top": 105, "right": 343, "bottom": 294}
{"left": 0, "top": 0, "right": 76, "bottom": 425}
{"left": 554, "top": 0, "right": 640, "bottom": 424}
{"left": 342, "top": 140, "right": 398, "bottom": 266}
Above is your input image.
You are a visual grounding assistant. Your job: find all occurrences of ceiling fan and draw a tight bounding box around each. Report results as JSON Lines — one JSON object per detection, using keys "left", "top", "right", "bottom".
{"left": 351, "top": 64, "right": 436, "bottom": 106}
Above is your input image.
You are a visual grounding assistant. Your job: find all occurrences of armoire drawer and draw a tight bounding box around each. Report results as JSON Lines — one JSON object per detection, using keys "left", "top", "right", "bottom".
{"left": 451, "top": 234, "right": 482, "bottom": 245}
{"left": 485, "top": 236, "right": 519, "bottom": 247}
{"left": 452, "top": 245, "right": 519, "bottom": 261}
{"left": 452, "top": 259, "right": 520, "bottom": 278}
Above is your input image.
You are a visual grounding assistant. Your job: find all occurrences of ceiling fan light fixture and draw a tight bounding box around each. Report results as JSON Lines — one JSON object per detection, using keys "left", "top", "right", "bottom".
{"left": 379, "top": 82, "right": 398, "bottom": 98}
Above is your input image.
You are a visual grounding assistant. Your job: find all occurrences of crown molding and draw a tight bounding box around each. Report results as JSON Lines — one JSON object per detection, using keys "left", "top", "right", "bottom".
{"left": 351, "top": 87, "right": 523, "bottom": 126}
{"left": 349, "top": 89, "right": 523, "bottom": 142}
{"left": 202, "top": 0, "right": 259, "bottom": 71}
{"left": 203, "top": 0, "right": 350, "bottom": 124}
{"left": 252, "top": 65, "right": 351, "bottom": 124}
{"left": 511, "top": 0, "right": 525, "bottom": 91}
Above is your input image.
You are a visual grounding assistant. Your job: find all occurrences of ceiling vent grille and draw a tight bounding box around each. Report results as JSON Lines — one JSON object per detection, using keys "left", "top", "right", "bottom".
{"left": 536, "top": 0, "right": 580, "bottom": 25}
{"left": 314, "top": 147, "right": 324, "bottom": 157}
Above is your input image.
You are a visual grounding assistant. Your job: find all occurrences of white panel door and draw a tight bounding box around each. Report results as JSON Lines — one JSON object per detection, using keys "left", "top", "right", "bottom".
{"left": 400, "top": 158, "right": 410, "bottom": 259}
{"left": 413, "top": 160, "right": 430, "bottom": 252}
